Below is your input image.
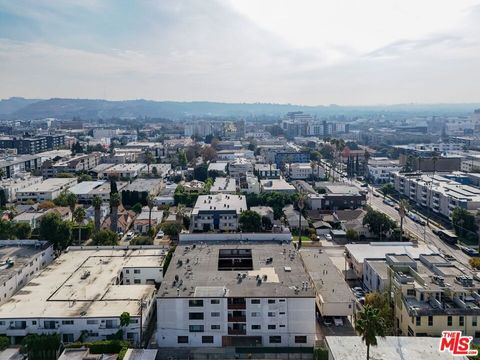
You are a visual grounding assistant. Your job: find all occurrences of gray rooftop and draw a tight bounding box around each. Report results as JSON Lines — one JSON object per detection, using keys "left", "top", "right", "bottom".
{"left": 158, "top": 243, "right": 315, "bottom": 298}
{"left": 124, "top": 178, "right": 162, "bottom": 193}
{"left": 192, "top": 194, "right": 246, "bottom": 215}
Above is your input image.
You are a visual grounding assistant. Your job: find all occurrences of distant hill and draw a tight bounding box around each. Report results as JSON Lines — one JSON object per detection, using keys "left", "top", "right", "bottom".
{"left": 0, "top": 97, "right": 478, "bottom": 120}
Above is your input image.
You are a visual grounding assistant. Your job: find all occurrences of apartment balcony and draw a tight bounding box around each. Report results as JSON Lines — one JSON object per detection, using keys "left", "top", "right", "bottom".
{"left": 227, "top": 303, "right": 246, "bottom": 310}
{"left": 228, "top": 315, "right": 246, "bottom": 323}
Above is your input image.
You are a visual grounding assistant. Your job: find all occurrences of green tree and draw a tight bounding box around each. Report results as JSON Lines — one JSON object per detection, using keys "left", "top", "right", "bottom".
{"left": 239, "top": 210, "right": 262, "bottom": 232}
{"left": 39, "top": 212, "right": 72, "bottom": 251}
{"left": 147, "top": 194, "right": 155, "bottom": 233}
{"left": 92, "top": 229, "right": 119, "bottom": 246}
{"left": 145, "top": 150, "right": 155, "bottom": 174}
{"left": 120, "top": 311, "right": 131, "bottom": 327}
{"left": 452, "top": 207, "right": 478, "bottom": 241}
{"left": 193, "top": 164, "right": 209, "bottom": 182}
{"left": 363, "top": 207, "right": 397, "bottom": 239}
{"left": 110, "top": 193, "right": 121, "bottom": 233}
{"left": 132, "top": 203, "right": 143, "bottom": 214}
{"left": 130, "top": 236, "right": 153, "bottom": 245}
{"left": 0, "top": 335, "right": 8, "bottom": 350}
{"left": 73, "top": 207, "right": 86, "bottom": 245}
{"left": 78, "top": 173, "right": 93, "bottom": 182}
{"left": 21, "top": 334, "right": 61, "bottom": 360}
{"left": 0, "top": 219, "right": 15, "bottom": 239}
{"left": 92, "top": 195, "right": 103, "bottom": 233}
{"left": 365, "top": 292, "right": 393, "bottom": 335}
{"left": 161, "top": 222, "right": 183, "bottom": 239}
{"left": 14, "top": 222, "right": 31, "bottom": 239}
{"left": 380, "top": 183, "right": 395, "bottom": 199}
{"left": 261, "top": 216, "right": 273, "bottom": 231}
{"left": 355, "top": 304, "right": 386, "bottom": 360}
{"left": 66, "top": 192, "right": 78, "bottom": 221}
{"left": 346, "top": 228, "right": 358, "bottom": 241}
{"left": 178, "top": 150, "right": 188, "bottom": 168}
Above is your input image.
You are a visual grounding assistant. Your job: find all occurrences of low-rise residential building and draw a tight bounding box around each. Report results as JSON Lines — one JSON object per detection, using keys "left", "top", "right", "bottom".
{"left": 250, "top": 206, "right": 274, "bottom": 222}
{"left": 99, "top": 163, "right": 147, "bottom": 179}
{"left": 156, "top": 243, "right": 315, "bottom": 348}
{"left": 0, "top": 155, "right": 42, "bottom": 179}
{"left": 0, "top": 240, "right": 54, "bottom": 305}
{"left": 228, "top": 158, "right": 253, "bottom": 179}
{"left": 88, "top": 181, "right": 128, "bottom": 203}
{"left": 366, "top": 157, "right": 401, "bottom": 184}
{"left": 301, "top": 251, "right": 354, "bottom": 317}
{"left": 0, "top": 247, "right": 166, "bottom": 345}
{"left": 68, "top": 180, "right": 108, "bottom": 204}
{"left": 42, "top": 152, "right": 103, "bottom": 177}
{"left": 245, "top": 173, "right": 260, "bottom": 194}
{"left": 260, "top": 178, "right": 296, "bottom": 194}
{"left": 0, "top": 173, "right": 43, "bottom": 202}
{"left": 210, "top": 177, "right": 236, "bottom": 194}
{"left": 282, "top": 205, "right": 308, "bottom": 230}
{"left": 133, "top": 207, "right": 164, "bottom": 234}
{"left": 16, "top": 177, "right": 77, "bottom": 203}
{"left": 191, "top": 194, "right": 247, "bottom": 232}
{"left": 288, "top": 163, "right": 312, "bottom": 180}
{"left": 254, "top": 164, "right": 280, "bottom": 179}
{"left": 393, "top": 172, "right": 480, "bottom": 218}
{"left": 207, "top": 162, "right": 228, "bottom": 175}
{"left": 122, "top": 179, "right": 163, "bottom": 207}
{"left": 307, "top": 184, "right": 366, "bottom": 210}
{"left": 85, "top": 204, "right": 110, "bottom": 225}
{"left": 12, "top": 209, "right": 49, "bottom": 229}
{"left": 325, "top": 336, "right": 459, "bottom": 360}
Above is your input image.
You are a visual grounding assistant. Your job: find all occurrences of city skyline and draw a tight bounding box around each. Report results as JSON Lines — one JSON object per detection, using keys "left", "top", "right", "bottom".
{"left": 1, "top": 0, "right": 480, "bottom": 105}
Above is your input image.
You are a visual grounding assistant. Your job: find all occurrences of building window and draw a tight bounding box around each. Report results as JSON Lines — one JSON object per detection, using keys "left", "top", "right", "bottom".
{"left": 279, "top": 312, "right": 285, "bottom": 315}
{"left": 62, "top": 320, "right": 74, "bottom": 325}
{"left": 202, "top": 336, "right": 214, "bottom": 344}
{"left": 251, "top": 312, "right": 260, "bottom": 317}
{"left": 134, "top": 279, "right": 141, "bottom": 284}
{"left": 125, "top": 270, "right": 129, "bottom": 274}
{"left": 268, "top": 325, "right": 276, "bottom": 330}
{"left": 62, "top": 334, "right": 74, "bottom": 343}
{"left": 406, "top": 289, "right": 415, "bottom": 296}
{"left": 269, "top": 336, "right": 281, "bottom": 344}
{"left": 428, "top": 316, "right": 433, "bottom": 326}
{"left": 251, "top": 299, "right": 260, "bottom": 304}
{"left": 460, "top": 316, "right": 465, "bottom": 327}
{"left": 211, "top": 299, "right": 220, "bottom": 304}
{"left": 189, "top": 312, "right": 204, "bottom": 320}
{"left": 268, "top": 299, "right": 275, "bottom": 304}
{"left": 87, "top": 320, "right": 98, "bottom": 324}
{"left": 134, "top": 269, "right": 140, "bottom": 274}
{"left": 268, "top": 312, "right": 275, "bottom": 317}
{"left": 448, "top": 316, "right": 452, "bottom": 326}
{"left": 279, "top": 299, "right": 285, "bottom": 302}
{"left": 211, "top": 312, "right": 220, "bottom": 317}
{"left": 295, "top": 336, "right": 307, "bottom": 344}
{"left": 473, "top": 316, "right": 478, "bottom": 327}
{"left": 252, "top": 325, "right": 261, "bottom": 330}
{"left": 211, "top": 325, "right": 220, "bottom": 330}
{"left": 178, "top": 336, "right": 188, "bottom": 344}
{"left": 189, "top": 300, "right": 204, "bottom": 307}
{"left": 189, "top": 325, "right": 204, "bottom": 332}
{"left": 415, "top": 317, "right": 421, "bottom": 326}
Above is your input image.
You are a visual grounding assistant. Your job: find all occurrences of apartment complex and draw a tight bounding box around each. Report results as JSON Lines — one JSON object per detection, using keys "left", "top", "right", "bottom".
{"left": 0, "top": 173, "right": 43, "bottom": 202}
{"left": 0, "top": 247, "right": 165, "bottom": 345}
{"left": 393, "top": 172, "right": 480, "bottom": 218}
{"left": 288, "top": 163, "right": 312, "bottom": 180}
{"left": 210, "top": 177, "right": 236, "bottom": 194}
{"left": 307, "top": 184, "right": 366, "bottom": 211}
{"left": 366, "top": 253, "right": 480, "bottom": 337}
{"left": 42, "top": 152, "right": 103, "bottom": 177}
{"left": 191, "top": 194, "right": 247, "bottom": 232}
{"left": 0, "top": 241, "right": 54, "bottom": 305}
{"left": 366, "top": 157, "right": 401, "bottom": 184}
{"left": 16, "top": 177, "right": 78, "bottom": 203}
{"left": 0, "top": 155, "right": 43, "bottom": 179}
{"left": 157, "top": 243, "right": 315, "bottom": 348}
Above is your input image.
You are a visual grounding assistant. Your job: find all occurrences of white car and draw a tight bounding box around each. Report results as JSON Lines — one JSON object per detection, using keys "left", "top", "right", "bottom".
{"left": 334, "top": 317, "right": 344, "bottom": 326}
{"left": 156, "top": 230, "right": 165, "bottom": 239}
{"left": 126, "top": 231, "right": 134, "bottom": 240}
{"left": 325, "top": 234, "right": 332, "bottom": 241}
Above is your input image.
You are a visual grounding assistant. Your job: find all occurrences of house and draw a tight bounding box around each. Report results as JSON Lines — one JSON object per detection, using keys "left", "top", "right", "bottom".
{"left": 133, "top": 207, "right": 164, "bottom": 234}
{"left": 101, "top": 205, "right": 136, "bottom": 233}
{"left": 250, "top": 206, "right": 274, "bottom": 222}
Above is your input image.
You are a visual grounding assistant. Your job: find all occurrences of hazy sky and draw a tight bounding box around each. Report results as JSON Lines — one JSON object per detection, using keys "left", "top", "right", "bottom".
{"left": 1, "top": 0, "right": 480, "bottom": 105}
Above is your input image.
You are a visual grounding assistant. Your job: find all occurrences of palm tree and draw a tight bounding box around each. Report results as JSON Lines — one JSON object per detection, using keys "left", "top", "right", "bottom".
{"left": 110, "top": 193, "right": 121, "bottom": 233}
{"left": 145, "top": 150, "right": 155, "bottom": 175}
{"left": 92, "top": 195, "right": 102, "bottom": 233}
{"left": 310, "top": 161, "right": 317, "bottom": 181}
{"left": 147, "top": 194, "right": 155, "bottom": 233}
{"left": 73, "top": 207, "right": 86, "bottom": 245}
{"left": 0, "top": 168, "right": 5, "bottom": 180}
{"left": 297, "top": 192, "right": 306, "bottom": 249}
{"left": 66, "top": 192, "right": 78, "bottom": 221}
{"left": 355, "top": 305, "right": 386, "bottom": 360}
{"left": 398, "top": 199, "right": 410, "bottom": 241}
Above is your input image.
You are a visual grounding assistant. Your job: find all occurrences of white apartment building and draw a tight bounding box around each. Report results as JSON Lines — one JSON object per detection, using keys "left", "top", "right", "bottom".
{"left": 93, "top": 128, "right": 120, "bottom": 139}
{"left": 99, "top": 163, "right": 147, "bottom": 179}
{"left": 288, "top": 163, "right": 312, "bottom": 180}
{"left": 16, "top": 177, "right": 77, "bottom": 203}
{"left": 366, "top": 157, "right": 401, "bottom": 184}
{"left": 0, "top": 240, "right": 54, "bottom": 305}
{"left": 210, "top": 177, "right": 236, "bottom": 194}
{"left": 68, "top": 180, "right": 107, "bottom": 203}
{"left": 0, "top": 173, "right": 43, "bottom": 202}
{"left": 0, "top": 247, "right": 166, "bottom": 345}
{"left": 245, "top": 174, "right": 260, "bottom": 194}
{"left": 157, "top": 243, "right": 315, "bottom": 348}
{"left": 393, "top": 172, "right": 480, "bottom": 218}
{"left": 191, "top": 194, "right": 247, "bottom": 232}
{"left": 228, "top": 158, "right": 253, "bottom": 179}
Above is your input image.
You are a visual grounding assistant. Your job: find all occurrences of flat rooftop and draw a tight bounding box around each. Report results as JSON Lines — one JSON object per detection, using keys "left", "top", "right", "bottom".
{"left": 300, "top": 251, "right": 354, "bottom": 304}
{"left": 124, "top": 178, "right": 162, "bottom": 192}
{"left": 207, "top": 162, "right": 228, "bottom": 172}
{"left": 158, "top": 243, "right": 315, "bottom": 298}
{"left": 17, "top": 177, "right": 76, "bottom": 193}
{"left": 104, "top": 163, "right": 147, "bottom": 173}
{"left": 0, "top": 242, "right": 51, "bottom": 285}
{"left": 192, "top": 194, "right": 246, "bottom": 215}
{"left": 260, "top": 178, "right": 295, "bottom": 191}
{"left": 68, "top": 181, "right": 106, "bottom": 195}
{"left": 0, "top": 248, "right": 166, "bottom": 319}
{"left": 326, "top": 336, "right": 462, "bottom": 360}
{"left": 210, "top": 177, "right": 236, "bottom": 193}
{"left": 346, "top": 242, "right": 435, "bottom": 264}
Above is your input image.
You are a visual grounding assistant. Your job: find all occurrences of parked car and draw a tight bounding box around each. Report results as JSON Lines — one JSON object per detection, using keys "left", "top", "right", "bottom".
{"left": 156, "top": 230, "right": 165, "bottom": 239}
{"left": 126, "top": 231, "right": 134, "bottom": 240}
{"left": 462, "top": 247, "right": 480, "bottom": 257}
{"left": 444, "top": 254, "right": 455, "bottom": 261}
{"left": 416, "top": 218, "right": 426, "bottom": 226}
{"left": 323, "top": 317, "right": 333, "bottom": 327}
{"left": 334, "top": 317, "right": 344, "bottom": 326}
{"left": 325, "top": 234, "right": 332, "bottom": 241}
